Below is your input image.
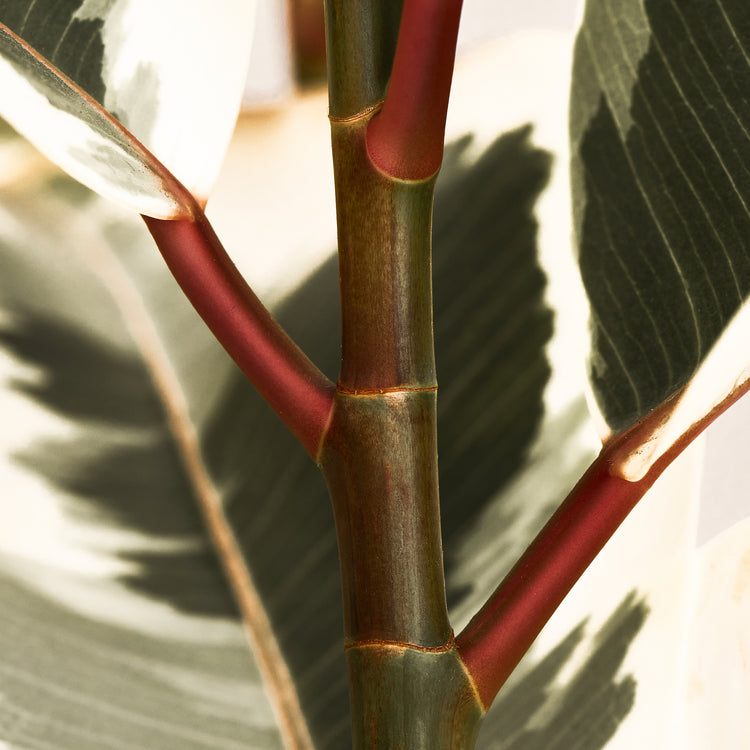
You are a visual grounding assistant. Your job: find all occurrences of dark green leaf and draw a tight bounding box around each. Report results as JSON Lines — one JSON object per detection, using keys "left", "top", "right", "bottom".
{"left": 571, "top": 0, "right": 750, "bottom": 438}
{"left": 0, "top": 0, "right": 108, "bottom": 103}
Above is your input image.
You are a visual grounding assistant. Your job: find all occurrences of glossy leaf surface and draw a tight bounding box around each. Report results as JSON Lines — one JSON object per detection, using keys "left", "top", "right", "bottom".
{"left": 0, "top": 0, "right": 254, "bottom": 216}
{"left": 571, "top": 0, "right": 750, "bottom": 461}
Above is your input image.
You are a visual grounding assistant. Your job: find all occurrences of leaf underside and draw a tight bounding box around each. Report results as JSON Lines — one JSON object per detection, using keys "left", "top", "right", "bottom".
{"left": 571, "top": 0, "right": 750, "bottom": 434}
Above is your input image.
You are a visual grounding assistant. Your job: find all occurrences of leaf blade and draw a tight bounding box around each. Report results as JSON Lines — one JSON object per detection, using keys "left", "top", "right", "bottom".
{"left": 0, "top": 23, "right": 195, "bottom": 218}
{"left": 571, "top": 0, "right": 750, "bottom": 450}
{"left": 0, "top": 1, "right": 255, "bottom": 214}
{"left": 0, "top": 557, "right": 281, "bottom": 750}
{"left": 0, "top": 164, "right": 302, "bottom": 747}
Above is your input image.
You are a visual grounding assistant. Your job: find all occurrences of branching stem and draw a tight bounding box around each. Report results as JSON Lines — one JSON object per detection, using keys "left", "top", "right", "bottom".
{"left": 456, "top": 377, "right": 750, "bottom": 709}
{"left": 142, "top": 210, "right": 335, "bottom": 460}
{"left": 366, "top": 0, "right": 464, "bottom": 178}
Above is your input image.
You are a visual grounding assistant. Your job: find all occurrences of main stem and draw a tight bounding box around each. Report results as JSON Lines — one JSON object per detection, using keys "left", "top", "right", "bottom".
{"left": 321, "top": 3, "right": 481, "bottom": 746}
{"left": 319, "top": 109, "right": 482, "bottom": 749}
{"left": 143, "top": 211, "right": 334, "bottom": 458}
{"left": 324, "top": 110, "right": 446, "bottom": 629}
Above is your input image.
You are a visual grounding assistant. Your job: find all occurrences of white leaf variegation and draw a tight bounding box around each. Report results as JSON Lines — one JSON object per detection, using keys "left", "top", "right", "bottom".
{"left": 0, "top": 188, "right": 285, "bottom": 746}
{"left": 0, "top": 26, "right": 194, "bottom": 219}
{"left": 0, "top": 1, "right": 255, "bottom": 217}
{"left": 92, "top": 1, "right": 256, "bottom": 204}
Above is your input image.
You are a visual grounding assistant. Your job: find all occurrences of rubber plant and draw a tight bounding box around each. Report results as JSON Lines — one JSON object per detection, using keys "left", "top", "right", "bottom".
{"left": 0, "top": 0, "right": 749, "bottom": 748}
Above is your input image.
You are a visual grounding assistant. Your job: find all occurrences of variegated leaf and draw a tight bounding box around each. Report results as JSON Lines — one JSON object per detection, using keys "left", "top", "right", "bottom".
{"left": 0, "top": 161, "right": 288, "bottom": 747}
{"left": 0, "top": 1, "right": 255, "bottom": 217}
{"left": 571, "top": 0, "right": 750, "bottom": 475}
{"left": 0, "top": 25, "right": 735, "bottom": 750}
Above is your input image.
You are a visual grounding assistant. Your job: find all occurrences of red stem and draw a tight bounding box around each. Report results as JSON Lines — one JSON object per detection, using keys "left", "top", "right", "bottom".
{"left": 143, "top": 212, "right": 335, "bottom": 460}
{"left": 456, "top": 448, "right": 652, "bottom": 709}
{"left": 456, "top": 378, "right": 750, "bottom": 709}
{"left": 366, "top": 0, "right": 464, "bottom": 179}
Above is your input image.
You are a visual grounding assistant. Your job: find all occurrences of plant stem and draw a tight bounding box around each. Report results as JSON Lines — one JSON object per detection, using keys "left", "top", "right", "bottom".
{"left": 332, "top": 115, "right": 438, "bottom": 392}
{"left": 320, "top": 109, "right": 482, "bottom": 748}
{"left": 367, "top": 0, "right": 464, "bottom": 179}
{"left": 323, "top": 106, "right": 450, "bottom": 651}
{"left": 324, "top": 0, "right": 404, "bottom": 119}
{"left": 347, "top": 645, "right": 483, "bottom": 749}
{"left": 321, "top": 3, "right": 485, "bottom": 745}
{"left": 142, "top": 210, "right": 334, "bottom": 459}
{"left": 456, "top": 378, "right": 750, "bottom": 709}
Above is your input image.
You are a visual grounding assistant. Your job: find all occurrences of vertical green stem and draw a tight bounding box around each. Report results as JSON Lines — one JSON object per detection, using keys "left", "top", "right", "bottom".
{"left": 332, "top": 116, "right": 437, "bottom": 392}
{"left": 322, "top": 111, "right": 449, "bottom": 648}
{"left": 321, "top": 6, "right": 484, "bottom": 746}
{"left": 320, "top": 112, "right": 482, "bottom": 749}
{"left": 322, "top": 388, "right": 447, "bottom": 646}
{"left": 324, "top": 0, "right": 404, "bottom": 119}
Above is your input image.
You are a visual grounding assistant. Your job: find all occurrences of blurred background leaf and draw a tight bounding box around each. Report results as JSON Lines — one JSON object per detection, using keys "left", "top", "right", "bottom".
{"left": 0, "top": 109, "right": 572, "bottom": 748}
{"left": 0, "top": 1, "right": 255, "bottom": 215}
{"left": 0, "top": 129, "right": 285, "bottom": 747}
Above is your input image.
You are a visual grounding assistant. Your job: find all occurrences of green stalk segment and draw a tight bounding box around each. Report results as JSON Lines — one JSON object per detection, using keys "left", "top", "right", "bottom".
{"left": 321, "top": 101, "right": 485, "bottom": 748}
{"left": 330, "top": 115, "right": 437, "bottom": 392}
{"left": 321, "top": 389, "right": 448, "bottom": 646}
{"left": 347, "top": 644, "right": 484, "bottom": 750}
{"left": 324, "top": 0, "right": 404, "bottom": 119}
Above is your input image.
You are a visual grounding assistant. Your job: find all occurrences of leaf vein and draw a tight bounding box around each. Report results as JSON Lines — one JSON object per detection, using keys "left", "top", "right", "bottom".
{"left": 583, "top": 17, "right": 704, "bottom": 358}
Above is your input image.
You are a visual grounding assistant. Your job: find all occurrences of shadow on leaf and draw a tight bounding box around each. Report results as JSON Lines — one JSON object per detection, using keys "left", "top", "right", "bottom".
{"left": 433, "top": 127, "right": 554, "bottom": 611}
{"left": 478, "top": 592, "right": 648, "bottom": 749}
